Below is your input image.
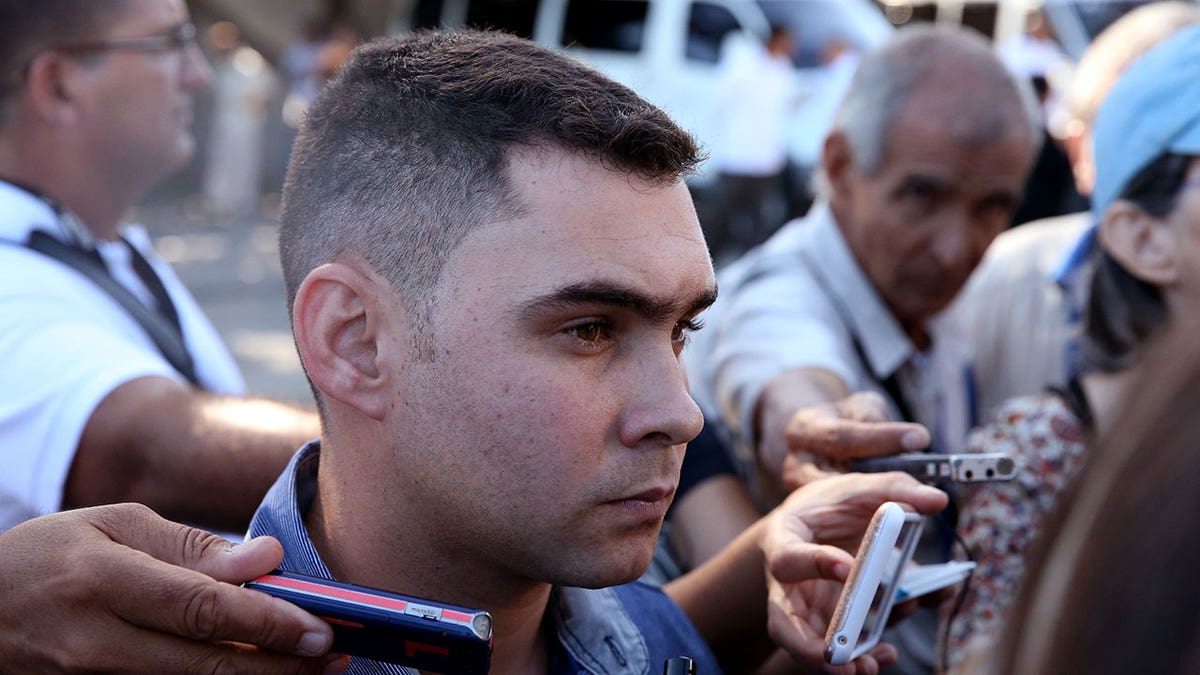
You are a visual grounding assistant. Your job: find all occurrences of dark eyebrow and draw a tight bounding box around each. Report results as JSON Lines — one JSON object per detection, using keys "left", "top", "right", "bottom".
{"left": 899, "top": 173, "right": 952, "bottom": 194}
{"left": 518, "top": 281, "right": 718, "bottom": 323}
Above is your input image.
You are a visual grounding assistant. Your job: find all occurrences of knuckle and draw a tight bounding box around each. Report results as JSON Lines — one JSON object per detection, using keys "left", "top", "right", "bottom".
{"left": 182, "top": 584, "right": 223, "bottom": 640}
{"left": 179, "top": 522, "right": 226, "bottom": 561}
{"left": 248, "top": 601, "right": 296, "bottom": 651}
{"left": 92, "top": 502, "right": 157, "bottom": 536}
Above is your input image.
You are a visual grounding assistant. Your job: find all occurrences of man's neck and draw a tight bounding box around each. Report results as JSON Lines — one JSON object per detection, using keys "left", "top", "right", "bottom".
{"left": 0, "top": 140, "right": 132, "bottom": 241}
{"left": 306, "top": 470, "right": 555, "bottom": 675}
{"left": 902, "top": 319, "right": 931, "bottom": 351}
{"left": 1080, "top": 368, "right": 1135, "bottom": 437}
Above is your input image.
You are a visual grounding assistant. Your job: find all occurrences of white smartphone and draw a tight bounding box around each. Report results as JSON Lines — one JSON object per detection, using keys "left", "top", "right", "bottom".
{"left": 823, "top": 502, "right": 976, "bottom": 666}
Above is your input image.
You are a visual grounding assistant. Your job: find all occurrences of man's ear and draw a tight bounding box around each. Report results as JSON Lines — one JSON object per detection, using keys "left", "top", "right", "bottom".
{"left": 1063, "top": 120, "right": 1094, "bottom": 196}
{"left": 293, "top": 263, "right": 392, "bottom": 420}
{"left": 22, "top": 53, "right": 79, "bottom": 126}
{"left": 1098, "top": 200, "right": 1178, "bottom": 287}
{"left": 821, "top": 132, "right": 855, "bottom": 198}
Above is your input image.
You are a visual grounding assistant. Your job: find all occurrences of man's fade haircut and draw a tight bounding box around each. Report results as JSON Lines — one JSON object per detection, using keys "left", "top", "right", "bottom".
{"left": 828, "top": 24, "right": 1038, "bottom": 177}
{"left": 279, "top": 29, "right": 701, "bottom": 345}
{"left": 0, "top": 0, "right": 132, "bottom": 119}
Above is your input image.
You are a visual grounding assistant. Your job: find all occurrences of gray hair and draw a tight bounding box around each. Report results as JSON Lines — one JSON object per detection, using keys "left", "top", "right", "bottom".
{"left": 827, "top": 24, "right": 1039, "bottom": 178}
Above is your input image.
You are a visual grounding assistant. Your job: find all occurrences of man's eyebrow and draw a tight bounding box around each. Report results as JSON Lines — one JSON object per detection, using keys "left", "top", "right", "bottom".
{"left": 900, "top": 173, "right": 952, "bottom": 193}
{"left": 518, "top": 281, "right": 718, "bottom": 323}
{"left": 978, "top": 190, "right": 1021, "bottom": 211}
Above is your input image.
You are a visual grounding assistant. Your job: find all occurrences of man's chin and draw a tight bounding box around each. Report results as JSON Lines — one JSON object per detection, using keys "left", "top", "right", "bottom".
{"left": 554, "top": 543, "right": 657, "bottom": 589}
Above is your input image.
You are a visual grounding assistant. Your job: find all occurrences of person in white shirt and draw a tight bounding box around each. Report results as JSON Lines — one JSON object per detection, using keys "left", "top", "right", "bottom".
{"left": 709, "top": 26, "right": 796, "bottom": 255}
{"left": 0, "top": 0, "right": 319, "bottom": 533}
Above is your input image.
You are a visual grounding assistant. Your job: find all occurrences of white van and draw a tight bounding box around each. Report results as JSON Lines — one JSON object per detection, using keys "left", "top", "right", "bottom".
{"left": 401, "top": 0, "right": 893, "bottom": 193}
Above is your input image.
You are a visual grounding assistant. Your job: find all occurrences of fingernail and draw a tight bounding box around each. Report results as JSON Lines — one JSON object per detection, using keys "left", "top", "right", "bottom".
{"left": 323, "top": 655, "right": 351, "bottom": 675}
{"left": 900, "top": 430, "right": 927, "bottom": 450}
{"left": 833, "top": 562, "right": 851, "bottom": 580}
{"left": 298, "top": 631, "right": 331, "bottom": 657}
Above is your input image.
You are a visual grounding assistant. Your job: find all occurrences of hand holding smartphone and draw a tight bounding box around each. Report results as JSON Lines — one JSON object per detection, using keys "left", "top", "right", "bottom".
{"left": 823, "top": 503, "right": 974, "bottom": 666}
{"left": 245, "top": 570, "right": 493, "bottom": 674}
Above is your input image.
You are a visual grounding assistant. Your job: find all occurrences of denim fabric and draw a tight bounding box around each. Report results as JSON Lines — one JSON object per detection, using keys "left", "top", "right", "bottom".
{"left": 248, "top": 442, "right": 721, "bottom": 675}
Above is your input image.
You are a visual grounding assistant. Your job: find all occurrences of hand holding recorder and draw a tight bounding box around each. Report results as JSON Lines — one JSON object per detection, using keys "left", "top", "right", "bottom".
{"left": 0, "top": 504, "right": 344, "bottom": 675}
{"left": 779, "top": 391, "right": 932, "bottom": 490}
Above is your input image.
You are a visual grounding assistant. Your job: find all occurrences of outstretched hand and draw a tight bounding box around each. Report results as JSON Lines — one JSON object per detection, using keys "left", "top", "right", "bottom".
{"left": 0, "top": 503, "right": 348, "bottom": 675}
{"left": 782, "top": 391, "right": 930, "bottom": 489}
{"left": 760, "top": 472, "right": 948, "bottom": 673}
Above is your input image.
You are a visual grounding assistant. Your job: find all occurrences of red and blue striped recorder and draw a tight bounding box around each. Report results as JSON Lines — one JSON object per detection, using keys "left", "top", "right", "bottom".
{"left": 245, "top": 569, "right": 493, "bottom": 674}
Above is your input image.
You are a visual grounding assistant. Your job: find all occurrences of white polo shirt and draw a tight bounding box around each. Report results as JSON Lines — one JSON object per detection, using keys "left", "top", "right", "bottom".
{"left": 0, "top": 182, "right": 244, "bottom": 531}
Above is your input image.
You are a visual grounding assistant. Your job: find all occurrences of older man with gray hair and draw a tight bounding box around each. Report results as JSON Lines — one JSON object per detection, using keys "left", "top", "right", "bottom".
{"left": 686, "top": 24, "right": 1037, "bottom": 494}
{"left": 682, "top": 23, "right": 1038, "bottom": 674}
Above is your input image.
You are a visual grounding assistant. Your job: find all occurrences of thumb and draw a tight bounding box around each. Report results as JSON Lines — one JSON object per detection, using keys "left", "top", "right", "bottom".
{"left": 193, "top": 536, "right": 287, "bottom": 585}
{"left": 767, "top": 542, "right": 855, "bottom": 584}
{"left": 91, "top": 503, "right": 283, "bottom": 581}
{"left": 85, "top": 504, "right": 334, "bottom": 657}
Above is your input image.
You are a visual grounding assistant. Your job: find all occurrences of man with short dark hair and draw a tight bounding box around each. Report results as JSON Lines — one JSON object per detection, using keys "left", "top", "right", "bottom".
{"left": 262, "top": 29, "right": 723, "bottom": 672}
{"left": 0, "top": 0, "right": 319, "bottom": 533}
{"left": 258, "top": 29, "right": 955, "bottom": 673}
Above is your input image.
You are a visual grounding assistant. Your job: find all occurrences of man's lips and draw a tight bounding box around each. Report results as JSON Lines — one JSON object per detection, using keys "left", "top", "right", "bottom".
{"left": 623, "top": 485, "right": 675, "bottom": 503}
{"left": 603, "top": 485, "right": 677, "bottom": 523}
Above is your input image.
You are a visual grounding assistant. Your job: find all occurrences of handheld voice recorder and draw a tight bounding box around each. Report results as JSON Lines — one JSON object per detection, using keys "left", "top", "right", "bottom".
{"left": 245, "top": 569, "right": 493, "bottom": 674}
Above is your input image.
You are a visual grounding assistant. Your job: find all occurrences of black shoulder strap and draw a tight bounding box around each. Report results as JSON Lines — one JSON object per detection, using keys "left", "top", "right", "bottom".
{"left": 847, "top": 332, "right": 916, "bottom": 423}
{"left": 24, "top": 230, "right": 200, "bottom": 385}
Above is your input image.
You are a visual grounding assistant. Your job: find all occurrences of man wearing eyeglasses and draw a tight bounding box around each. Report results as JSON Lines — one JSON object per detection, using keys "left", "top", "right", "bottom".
{"left": 0, "top": 0, "right": 319, "bottom": 536}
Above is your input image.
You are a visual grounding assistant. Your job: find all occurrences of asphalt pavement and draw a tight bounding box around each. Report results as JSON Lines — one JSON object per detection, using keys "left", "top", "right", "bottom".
{"left": 137, "top": 202, "right": 313, "bottom": 405}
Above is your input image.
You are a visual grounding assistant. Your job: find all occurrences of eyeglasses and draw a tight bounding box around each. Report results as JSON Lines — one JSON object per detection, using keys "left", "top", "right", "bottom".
{"left": 53, "top": 22, "right": 198, "bottom": 56}
{"left": 3, "top": 22, "right": 199, "bottom": 89}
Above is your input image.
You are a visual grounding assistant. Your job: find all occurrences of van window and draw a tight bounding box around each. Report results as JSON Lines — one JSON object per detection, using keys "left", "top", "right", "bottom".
{"left": 563, "top": 0, "right": 649, "bottom": 52}
{"left": 760, "top": 0, "right": 892, "bottom": 67}
{"left": 686, "top": 2, "right": 743, "bottom": 63}
{"left": 408, "top": 0, "right": 538, "bottom": 38}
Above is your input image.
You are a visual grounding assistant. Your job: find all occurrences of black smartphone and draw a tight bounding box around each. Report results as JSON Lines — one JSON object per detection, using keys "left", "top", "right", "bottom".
{"left": 245, "top": 569, "right": 492, "bottom": 674}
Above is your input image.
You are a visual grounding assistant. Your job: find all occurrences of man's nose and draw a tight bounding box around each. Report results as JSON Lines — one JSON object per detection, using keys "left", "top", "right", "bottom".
{"left": 181, "top": 42, "right": 213, "bottom": 91}
{"left": 930, "top": 220, "right": 982, "bottom": 271}
{"left": 618, "top": 350, "right": 704, "bottom": 449}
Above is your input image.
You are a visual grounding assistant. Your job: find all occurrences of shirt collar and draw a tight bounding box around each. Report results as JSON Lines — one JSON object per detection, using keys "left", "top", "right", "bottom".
{"left": 808, "top": 203, "right": 915, "bottom": 379}
{"left": 1050, "top": 224, "right": 1098, "bottom": 288}
{"left": 0, "top": 179, "right": 98, "bottom": 249}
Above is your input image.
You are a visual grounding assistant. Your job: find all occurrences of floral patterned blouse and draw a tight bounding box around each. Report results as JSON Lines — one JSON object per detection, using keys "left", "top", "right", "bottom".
{"left": 943, "top": 392, "right": 1092, "bottom": 670}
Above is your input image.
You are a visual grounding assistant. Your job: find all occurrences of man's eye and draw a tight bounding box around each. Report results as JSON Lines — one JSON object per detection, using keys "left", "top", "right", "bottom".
{"left": 568, "top": 322, "right": 606, "bottom": 343}
{"left": 672, "top": 318, "right": 704, "bottom": 344}
{"left": 902, "top": 182, "right": 936, "bottom": 201}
